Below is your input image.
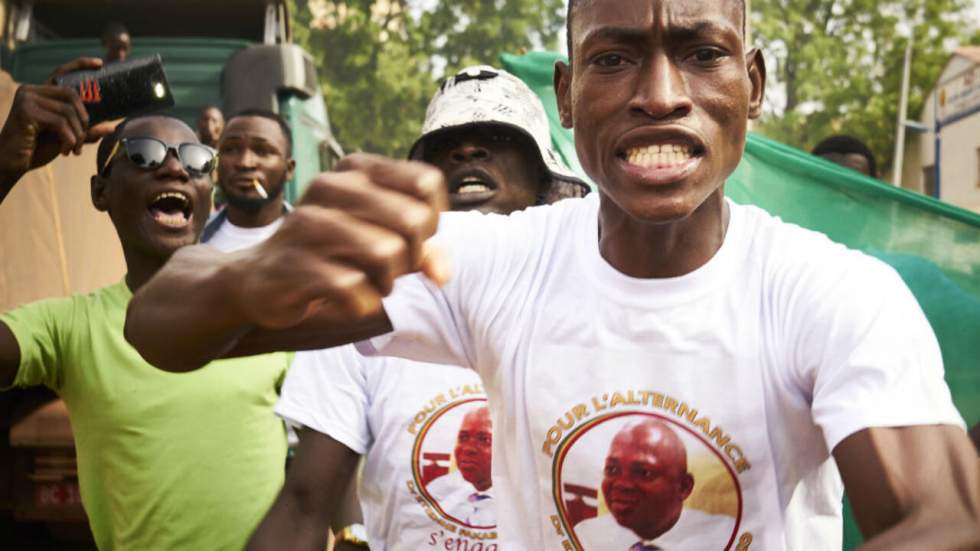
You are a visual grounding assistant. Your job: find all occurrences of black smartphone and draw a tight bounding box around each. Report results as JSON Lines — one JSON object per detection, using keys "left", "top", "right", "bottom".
{"left": 55, "top": 55, "right": 175, "bottom": 125}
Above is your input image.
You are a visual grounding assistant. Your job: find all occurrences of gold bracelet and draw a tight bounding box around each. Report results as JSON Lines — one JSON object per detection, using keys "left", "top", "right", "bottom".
{"left": 336, "top": 524, "right": 369, "bottom": 548}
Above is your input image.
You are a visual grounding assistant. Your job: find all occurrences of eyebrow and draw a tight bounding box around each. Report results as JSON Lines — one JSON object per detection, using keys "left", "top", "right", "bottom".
{"left": 670, "top": 20, "right": 740, "bottom": 42}
{"left": 221, "top": 134, "right": 285, "bottom": 152}
{"left": 221, "top": 134, "right": 273, "bottom": 143}
{"left": 579, "top": 26, "right": 649, "bottom": 48}
{"left": 579, "top": 20, "right": 740, "bottom": 49}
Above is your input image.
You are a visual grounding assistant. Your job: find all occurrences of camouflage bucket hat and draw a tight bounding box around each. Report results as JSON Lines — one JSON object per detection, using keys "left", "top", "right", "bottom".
{"left": 409, "top": 65, "right": 587, "bottom": 195}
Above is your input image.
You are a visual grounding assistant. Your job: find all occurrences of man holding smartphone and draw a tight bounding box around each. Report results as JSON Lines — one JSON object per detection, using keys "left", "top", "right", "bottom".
{"left": 0, "top": 59, "right": 291, "bottom": 550}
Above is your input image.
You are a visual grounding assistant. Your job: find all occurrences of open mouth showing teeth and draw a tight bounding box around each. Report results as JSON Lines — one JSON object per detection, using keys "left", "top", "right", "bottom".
{"left": 148, "top": 191, "right": 192, "bottom": 228}
{"left": 454, "top": 175, "right": 496, "bottom": 195}
{"left": 620, "top": 143, "right": 704, "bottom": 168}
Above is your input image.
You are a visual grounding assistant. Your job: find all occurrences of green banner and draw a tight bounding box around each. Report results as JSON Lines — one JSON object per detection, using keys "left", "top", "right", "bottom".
{"left": 502, "top": 51, "right": 980, "bottom": 550}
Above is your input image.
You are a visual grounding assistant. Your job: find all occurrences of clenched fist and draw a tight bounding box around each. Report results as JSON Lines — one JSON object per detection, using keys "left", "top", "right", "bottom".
{"left": 230, "top": 153, "right": 451, "bottom": 330}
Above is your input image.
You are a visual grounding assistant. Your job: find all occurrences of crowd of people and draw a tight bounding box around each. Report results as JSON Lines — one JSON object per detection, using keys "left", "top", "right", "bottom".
{"left": 0, "top": 1, "right": 977, "bottom": 550}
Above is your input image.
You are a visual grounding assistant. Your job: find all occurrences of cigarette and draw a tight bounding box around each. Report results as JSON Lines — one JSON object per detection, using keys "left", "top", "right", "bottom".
{"left": 252, "top": 178, "right": 268, "bottom": 200}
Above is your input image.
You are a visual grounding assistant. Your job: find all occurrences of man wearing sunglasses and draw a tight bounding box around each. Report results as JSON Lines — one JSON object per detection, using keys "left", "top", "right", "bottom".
{"left": 201, "top": 109, "right": 296, "bottom": 253}
{"left": 0, "top": 80, "right": 291, "bottom": 550}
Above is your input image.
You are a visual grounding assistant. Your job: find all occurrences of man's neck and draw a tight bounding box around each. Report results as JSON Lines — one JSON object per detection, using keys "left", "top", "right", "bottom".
{"left": 226, "top": 198, "right": 284, "bottom": 228}
{"left": 597, "top": 189, "right": 729, "bottom": 279}
{"left": 122, "top": 249, "right": 166, "bottom": 294}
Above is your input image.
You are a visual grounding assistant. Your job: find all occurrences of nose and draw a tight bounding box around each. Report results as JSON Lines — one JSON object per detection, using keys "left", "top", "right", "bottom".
{"left": 234, "top": 147, "right": 259, "bottom": 168}
{"left": 609, "top": 474, "right": 636, "bottom": 492}
{"left": 450, "top": 142, "right": 490, "bottom": 163}
{"left": 157, "top": 149, "right": 189, "bottom": 180}
{"left": 629, "top": 52, "right": 693, "bottom": 121}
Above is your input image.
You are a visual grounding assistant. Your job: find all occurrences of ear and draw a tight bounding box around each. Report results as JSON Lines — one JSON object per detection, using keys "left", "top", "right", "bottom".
{"left": 679, "top": 472, "right": 695, "bottom": 499}
{"left": 746, "top": 48, "right": 767, "bottom": 120}
{"left": 91, "top": 174, "right": 110, "bottom": 212}
{"left": 285, "top": 157, "right": 296, "bottom": 183}
{"left": 554, "top": 60, "right": 574, "bottom": 129}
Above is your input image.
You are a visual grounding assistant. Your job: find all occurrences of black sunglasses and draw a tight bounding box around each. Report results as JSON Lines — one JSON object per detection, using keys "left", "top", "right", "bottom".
{"left": 100, "top": 137, "right": 218, "bottom": 177}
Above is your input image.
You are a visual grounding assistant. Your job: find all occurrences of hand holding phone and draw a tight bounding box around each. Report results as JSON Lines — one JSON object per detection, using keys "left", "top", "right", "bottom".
{"left": 55, "top": 54, "right": 175, "bottom": 126}
{"left": 0, "top": 58, "right": 116, "bottom": 195}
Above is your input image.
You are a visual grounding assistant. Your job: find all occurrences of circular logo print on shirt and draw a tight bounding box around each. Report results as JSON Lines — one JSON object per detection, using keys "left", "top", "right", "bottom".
{"left": 552, "top": 411, "right": 743, "bottom": 551}
{"left": 412, "top": 397, "right": 496, "bottom": 530}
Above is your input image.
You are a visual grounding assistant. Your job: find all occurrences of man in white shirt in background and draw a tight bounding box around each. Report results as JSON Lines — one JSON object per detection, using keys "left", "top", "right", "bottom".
{"left": 201, "top": 109, "right": 295, "bottom": 252}
{"left": 199, "top": 108, "right": 302, "bottom": 466}
{"left": 248, "top": 66, "right": 589, "bottom": 551}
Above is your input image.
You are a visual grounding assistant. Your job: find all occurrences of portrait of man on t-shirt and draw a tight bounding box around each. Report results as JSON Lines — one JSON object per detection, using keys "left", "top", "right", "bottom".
{"left": 574, "top": 417, "right": 736, "bottom": 550}
{"left": 425, "top": 406, "right": 494, "bottom": 528}
{"left": 602, "top": 419, "right": 693, "bottom": 543}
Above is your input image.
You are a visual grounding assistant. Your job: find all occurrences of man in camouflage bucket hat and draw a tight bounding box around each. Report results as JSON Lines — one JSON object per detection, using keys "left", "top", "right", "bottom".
{"left": 246, "top": 65, "right": 586, "bottom": 551}
{"left": 411, "top": 65, "right": 589, "bottom": 212}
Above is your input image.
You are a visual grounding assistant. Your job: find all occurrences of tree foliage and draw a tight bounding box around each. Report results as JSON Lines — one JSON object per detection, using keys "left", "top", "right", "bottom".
{"left": 290, "top": 0, "right": 566, "bottom": 157}
{"left": 752, "top": 0, "right": 972, "bottom": 176}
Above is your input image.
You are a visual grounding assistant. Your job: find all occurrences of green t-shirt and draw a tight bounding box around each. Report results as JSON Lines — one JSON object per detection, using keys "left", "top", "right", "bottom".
{"left": 1, "top": 281, "right": 290, "bottom": 551}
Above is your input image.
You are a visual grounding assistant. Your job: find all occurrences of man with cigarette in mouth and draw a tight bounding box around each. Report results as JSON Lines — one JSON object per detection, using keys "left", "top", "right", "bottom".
{"left": 202, "top": 109, "right": 296, "bottom": 252}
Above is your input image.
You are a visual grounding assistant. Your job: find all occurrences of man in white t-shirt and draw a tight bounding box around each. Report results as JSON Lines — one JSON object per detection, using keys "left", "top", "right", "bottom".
{"left": 199, "top": 109, "right": 302, "bottom": 455}
{"left": 247, "top": 67, "right": 588, "bottom": 551}
{"left": 128, "top": 0, "right": 980, "bottom": 549}
{"left": 201, "top": 109, "right": 295, "bottom": 253}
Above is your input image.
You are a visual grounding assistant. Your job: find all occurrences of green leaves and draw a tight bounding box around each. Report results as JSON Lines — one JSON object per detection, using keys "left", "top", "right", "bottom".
{"left": 291, "top": 0, "right": 565, "bottom": 157}
{"left": 752, "top": 0, "right": 972, "bottom": 176}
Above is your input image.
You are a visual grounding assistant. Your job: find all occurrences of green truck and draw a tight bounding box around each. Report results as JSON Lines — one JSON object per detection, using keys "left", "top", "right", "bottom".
{"left": 1, "top": 0, "right": 342, "bottom": 201}
{"left": 0, "top": 1, "right": 340, "bottom": 545}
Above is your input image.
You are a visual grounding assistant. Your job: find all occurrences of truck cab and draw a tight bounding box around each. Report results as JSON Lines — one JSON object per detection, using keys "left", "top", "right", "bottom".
{"left": 0, "top": 1, "right": 339, "bottom": 545}
{"left": 1, "top": 0, "right": 342, "bottom": 201}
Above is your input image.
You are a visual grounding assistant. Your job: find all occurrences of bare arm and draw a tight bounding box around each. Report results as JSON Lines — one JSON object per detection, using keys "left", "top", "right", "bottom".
{"left": 123, "top": 243, "right": 394, "bottom": 371}
{"left": 247, "top": 429, "right": 361, "bottom": 551}
{"left": 836, "top": 424, "right": 980, "bottom": 550}
{"left": 332, "top": 461, "right": 369, "bottom": 551}
{"left": 126, "top": 154, "right": 449, "bottom": 372}
{"left": 0, "top": 322, "right": 21, "bottom": 389}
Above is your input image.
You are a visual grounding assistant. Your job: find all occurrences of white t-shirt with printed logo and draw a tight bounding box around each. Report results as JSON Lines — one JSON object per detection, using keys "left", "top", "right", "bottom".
{"left": 275, "top": 346, "right": 500, "bottom": 551}
{"left": 358, "top": 194, "right": 964, "bottom": 550}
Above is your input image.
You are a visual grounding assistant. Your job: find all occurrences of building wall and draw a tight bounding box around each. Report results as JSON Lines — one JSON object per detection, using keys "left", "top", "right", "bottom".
{"left": 907, "top": 55, "right": 980, "bottom": 213}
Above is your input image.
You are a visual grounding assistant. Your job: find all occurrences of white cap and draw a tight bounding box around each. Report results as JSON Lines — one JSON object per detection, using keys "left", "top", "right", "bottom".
{"left": 410, "top": 65, "right": 587, "bottom": 194}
